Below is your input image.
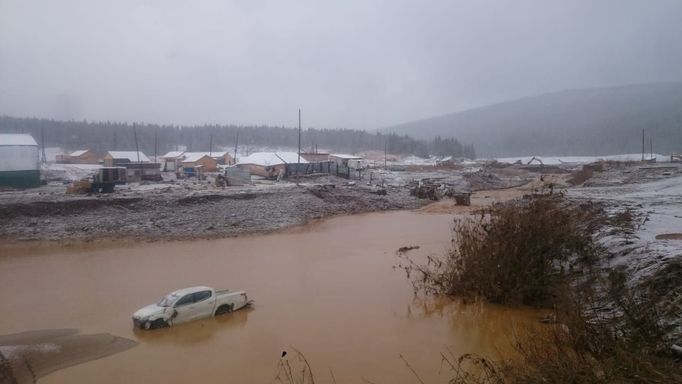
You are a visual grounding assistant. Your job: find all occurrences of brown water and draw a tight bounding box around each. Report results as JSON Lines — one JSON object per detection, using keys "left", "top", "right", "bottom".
{"left": 0, "top": 211, "right": 539, "bottom": 384}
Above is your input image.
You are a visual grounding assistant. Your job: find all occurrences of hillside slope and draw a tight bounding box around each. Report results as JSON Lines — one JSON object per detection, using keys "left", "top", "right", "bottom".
{"left": 382, "top": 83, "right": 682, "bottom": 157}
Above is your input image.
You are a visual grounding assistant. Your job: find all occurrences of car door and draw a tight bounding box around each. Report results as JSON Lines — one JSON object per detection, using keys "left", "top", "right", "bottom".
{"left": 192, "top": 290, "right": 215, "bottom": 319}
{"left": 172, "top": 293, "right": 197, "bottom": 324}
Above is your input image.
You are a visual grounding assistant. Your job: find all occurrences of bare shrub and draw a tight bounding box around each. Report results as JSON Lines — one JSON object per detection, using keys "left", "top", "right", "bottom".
{"left": 400, "top": 196, "right": 604, "bottom": 305}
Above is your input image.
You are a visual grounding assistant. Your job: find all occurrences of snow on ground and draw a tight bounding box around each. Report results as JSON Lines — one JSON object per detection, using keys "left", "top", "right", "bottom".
{"left": 42, "top": 163, "right": 102, "bottom": 182}
{"left": 569, "top": 175, "right": 682, "bottom": 276}
{"left": 496, "top": 153, "right": 670, "bottom": 165}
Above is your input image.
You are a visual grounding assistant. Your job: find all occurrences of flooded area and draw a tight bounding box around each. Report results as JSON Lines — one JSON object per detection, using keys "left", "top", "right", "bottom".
{"left": 0, "top": 211, "right": 539, "bottom": 384}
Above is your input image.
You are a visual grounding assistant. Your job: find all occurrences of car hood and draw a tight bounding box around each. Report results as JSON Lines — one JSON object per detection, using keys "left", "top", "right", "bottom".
{"left": 133, "top": 303, "right": 167, "bottom": 319}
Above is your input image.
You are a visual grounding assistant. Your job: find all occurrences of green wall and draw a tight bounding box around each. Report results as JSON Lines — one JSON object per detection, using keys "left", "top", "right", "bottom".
{"left": 0, "top": 170, "right": 40, "bottom": 188}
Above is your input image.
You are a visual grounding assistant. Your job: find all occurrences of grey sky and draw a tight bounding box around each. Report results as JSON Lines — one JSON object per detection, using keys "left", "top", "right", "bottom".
{"left": 1, "top": 0, "right": 681, "bottom": 130}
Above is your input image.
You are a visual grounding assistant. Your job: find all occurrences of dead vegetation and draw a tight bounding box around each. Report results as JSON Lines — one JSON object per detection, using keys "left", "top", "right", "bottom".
{"left": 399, "top": 196, "right": 605, "bottom": 305}
{"left": 398, "top": 194, "right": 681, "bottom": 383}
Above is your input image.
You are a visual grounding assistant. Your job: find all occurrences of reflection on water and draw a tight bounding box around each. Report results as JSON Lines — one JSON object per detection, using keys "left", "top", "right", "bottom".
{"left": 132, "top": 307, "right": 252, "bottom": 346}
{"left": 0, "top": 211, "right": 541, "bottom": 384}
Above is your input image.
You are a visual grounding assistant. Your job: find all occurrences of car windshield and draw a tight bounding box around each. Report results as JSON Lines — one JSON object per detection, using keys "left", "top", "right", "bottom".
{"left": 157, "top": 292, "right": 180, "bottom": 307}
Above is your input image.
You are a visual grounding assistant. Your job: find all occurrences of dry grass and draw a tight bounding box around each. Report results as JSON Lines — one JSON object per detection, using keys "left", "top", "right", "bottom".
{"left": 399, "top": 196, "right": 604, "bottom": 306}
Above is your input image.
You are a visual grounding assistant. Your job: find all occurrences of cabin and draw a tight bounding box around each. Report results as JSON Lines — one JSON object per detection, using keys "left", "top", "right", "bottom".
{"left": 160, "top": 151, "right": 185, "bottom": 172}
{"left": 207, "top": 151, "right": 235, "bottom": 166}
{"left": 56, "top": 149, "right": 99, "bottom": 164}
{"left": 102, "top": 151, "right": 160, "bottom": 181}
{"left": 236, "top": 152, "right": 307, "bottom": 179}
{"left": 0, "top": 134, "right": 40, "bottom": 188}
{"left": 300, "top": 152, "right": 330, "bottom": 162}
{"left": 329, "top": 154, "right": 364, "bottom": 169}
{"left": 181, "top": 153, "right": 219, "bottom": 173}
{"left": 103, "top": 151, "right": 151, "bottom": 166}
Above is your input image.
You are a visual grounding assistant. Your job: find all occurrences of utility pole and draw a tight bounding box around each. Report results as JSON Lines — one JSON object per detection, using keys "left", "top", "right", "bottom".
{"left": 384, "top": 140, "right": 388, "bottom": 169}
{"left": 113, "top": 131, "right": 117, "bottom": 151}
{"left": 234, "top": 131, "right": 239, "bottom": 164}
{"left": 154, "top": 131, "right": 158, "bottom": 163}
{"left": 209, "top": 134, "right": 213, "bottom": 157}
{"left": 641, "top": 128, "right": 645, "bottom": 161}
{"left": 297, "top": 108, "right": 302, "bottom": 164}
{"left": 133, "top": 124, "right": 140, "bottom": 163}
{"left": 650, "top": 136, "right": 653, "bottom": 161}
{"left": 40, "top": 126, "right": 47, "bottom": 164}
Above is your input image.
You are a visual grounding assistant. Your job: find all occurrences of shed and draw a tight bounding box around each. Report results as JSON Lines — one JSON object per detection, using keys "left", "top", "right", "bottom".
{"left": 330, "top": 154, "right": 364, "bottom": 169}
{"left": 206, "top": 151, "right": 235, "bottom": 166}
{"left": 236, "top": 152, "right": 307, "bottom": 178}
{"left": 160, "top": 151, "right": 185, "bottom": 172}
{"left": 56, "top": 149, "right": 99, "bottom": 164}
{"left": 103, "top": 151, "right": 151, "bottom": 166}
{"left": 181, "top": 153, "right": 219, "bottom": 172}
{"left": 0, "top": 134, "right": 40, "bottom": 188}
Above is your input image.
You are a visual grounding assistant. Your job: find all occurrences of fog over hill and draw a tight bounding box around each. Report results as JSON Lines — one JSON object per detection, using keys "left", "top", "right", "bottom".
{"left": 381, "top": 83, "right": 682, "bottom": 158}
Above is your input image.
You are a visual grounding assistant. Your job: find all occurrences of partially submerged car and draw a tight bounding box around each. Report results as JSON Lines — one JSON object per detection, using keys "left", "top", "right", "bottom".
{"left": 133, "top": 286, "right": 251, "bottom": 330}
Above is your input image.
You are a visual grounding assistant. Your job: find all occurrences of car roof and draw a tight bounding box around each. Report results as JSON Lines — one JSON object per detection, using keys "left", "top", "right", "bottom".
{"left": 170, "top": 286, "right": 212, "bottom": 296}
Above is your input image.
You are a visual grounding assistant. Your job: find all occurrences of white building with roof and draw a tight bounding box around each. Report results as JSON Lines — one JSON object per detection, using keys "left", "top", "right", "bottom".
{"left": 0, "top": 134, "right": 40, "bottom": 188}
{"left": 103, "top": 151, "right": 151, "bottom": 166}
{"left": 236, "top": 151, "right": 307, "bottom": 178}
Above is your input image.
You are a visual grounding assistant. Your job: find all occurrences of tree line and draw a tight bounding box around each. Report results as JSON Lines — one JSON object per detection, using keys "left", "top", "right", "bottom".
{"left": 0, "top": 116, "right": 475, "bottom": 159}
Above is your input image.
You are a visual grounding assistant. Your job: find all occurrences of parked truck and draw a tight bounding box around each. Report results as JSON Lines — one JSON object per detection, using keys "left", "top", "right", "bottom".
{"left": 132, "top": 286, "right": 251, "bottom": 330}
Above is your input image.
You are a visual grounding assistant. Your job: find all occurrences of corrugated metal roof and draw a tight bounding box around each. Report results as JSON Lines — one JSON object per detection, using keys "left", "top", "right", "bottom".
{"left": 236, "top": 152, "right": 308, "bottom": 166}
{"left": 0, "top": 134, "right": 38, "bottom": 146}
{"left": 106, "top": 151, "right": 150, "bottom": 162}
{"left": 330, "top": 153, "right": 362, "bottom": 159}
{"left": 182, "top": 152, "right": 213, "bottom": 163}
{"left": 69, "top": 150, "right": 90, "bottom": 157}
{"left": 160, "top": 151, "right": 185, "bottom": 159}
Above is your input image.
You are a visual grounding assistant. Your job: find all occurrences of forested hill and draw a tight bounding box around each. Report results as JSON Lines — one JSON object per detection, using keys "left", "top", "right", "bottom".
{"left": 381, "top": 83, "right": 682, "bottom": 157}
{"left": 0, "top": 116, "right": 475, "bottom": 159}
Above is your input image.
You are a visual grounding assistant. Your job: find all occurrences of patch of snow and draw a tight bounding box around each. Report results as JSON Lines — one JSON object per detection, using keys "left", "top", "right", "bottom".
{"left": 495, "top": 153, "right": 669, "bottom": 165}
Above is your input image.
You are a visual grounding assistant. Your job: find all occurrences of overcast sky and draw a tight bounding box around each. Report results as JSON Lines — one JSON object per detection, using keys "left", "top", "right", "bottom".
{"left": 1, "top": 0, "right": 681, "bottom": 130}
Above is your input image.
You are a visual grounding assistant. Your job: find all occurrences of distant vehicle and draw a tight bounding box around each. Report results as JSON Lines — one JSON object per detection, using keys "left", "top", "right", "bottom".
{"left": 132, "top": 286, "right": 251, "bottom": 330}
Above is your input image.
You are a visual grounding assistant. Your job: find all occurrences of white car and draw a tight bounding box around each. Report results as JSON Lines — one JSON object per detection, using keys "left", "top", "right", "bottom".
{"left": 132, "top": 286, "right": 251, "bottom": 330}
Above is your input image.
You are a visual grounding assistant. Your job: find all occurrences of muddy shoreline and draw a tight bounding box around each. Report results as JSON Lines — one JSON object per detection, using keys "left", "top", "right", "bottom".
{"left": 0, "top": 183, "right": 431, "bottom": 244}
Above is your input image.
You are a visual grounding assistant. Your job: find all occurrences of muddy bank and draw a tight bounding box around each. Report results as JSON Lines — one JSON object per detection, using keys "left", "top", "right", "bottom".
{"left": 0, "top": 329, "right": 136, "bottom": 384}
{"left": 0, "top": 183, "right": 426, "bottom": 243}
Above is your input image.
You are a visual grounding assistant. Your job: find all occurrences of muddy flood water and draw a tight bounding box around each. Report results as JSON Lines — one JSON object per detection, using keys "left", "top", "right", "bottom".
{"left": 0, "top": 211, "right": 539, "bottom": 384}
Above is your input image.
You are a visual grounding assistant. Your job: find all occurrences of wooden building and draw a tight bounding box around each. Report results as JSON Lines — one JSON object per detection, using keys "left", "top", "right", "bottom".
{"left": 181, "top": 153, "right": 219, "bottom": 172}
{"left": 56, "top": 149, "right": 99, "bottom": 164}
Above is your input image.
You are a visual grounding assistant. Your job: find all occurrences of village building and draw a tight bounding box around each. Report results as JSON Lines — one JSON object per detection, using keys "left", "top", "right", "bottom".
{"left": 102, "top": 151, "right": 160, "bottom": 182}
{"left": 236, "top": 152, "right": 307, "bottom": 179}
{"left": 103, "top": 151, "right": 151, "bottom": 166}
{"left": 300, "top": 152, "right": 330, "bottom": 162}
{"left": 0, "top": 134, "right": 41, "bottom": 188}
{"left": 329, "top": 154, "right": 364, "bottom": 169}
{"left": 181, "top": 152, "right": 219, "bottom": 173}
{"left": 159, "top": 151, "right": 185, "bottom": 172}
{"left": 206, "top": 151, "right": 235, "bottom": 166}
{"left": 56, "top": 149, "right": 99, "bottom": 164}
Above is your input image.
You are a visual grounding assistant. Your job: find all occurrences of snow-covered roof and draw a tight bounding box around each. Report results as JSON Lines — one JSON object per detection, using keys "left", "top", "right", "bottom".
{"left": 106, "top": 151, "right": 150, "bottom": 162}
{"left": 182, "top": 152, "right": 214, "bottom": 163}
{"left": 69, "top": 150, "right": 90, "bottom": 157}
{"left": 0, "top": 134, "right": 38, "bottom": 146}
{"left": 330, "top": 153, "right": 362, "bottom": 159}
{"left": 236, "top": 152, "right": 308, "bottom": 166}
{"left": 160, "top": 151, "right": 185, "bottom": 159}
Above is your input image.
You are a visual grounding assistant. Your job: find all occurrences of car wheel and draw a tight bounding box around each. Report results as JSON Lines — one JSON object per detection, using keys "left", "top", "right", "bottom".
{"left": 215, "top": 304, "right": 233, "bottom": 316}
{"left": 143, "top": 321, "right": 152, "bottom": 330}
